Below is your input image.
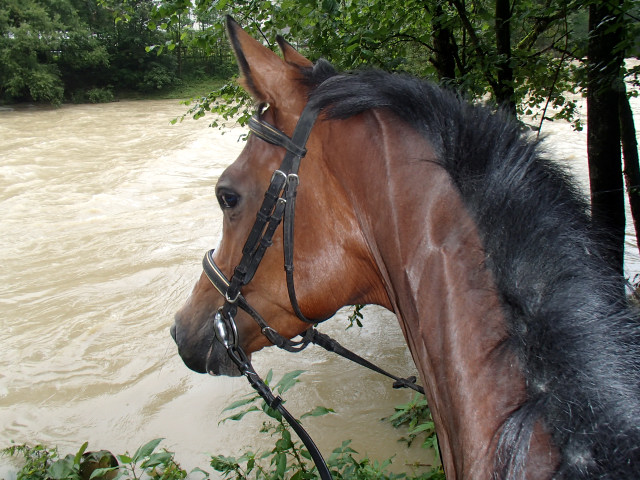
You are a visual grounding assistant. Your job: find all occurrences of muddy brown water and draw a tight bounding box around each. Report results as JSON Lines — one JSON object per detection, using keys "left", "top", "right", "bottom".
{"left": 1, "top": 97, "right": 638, "bottom": 478}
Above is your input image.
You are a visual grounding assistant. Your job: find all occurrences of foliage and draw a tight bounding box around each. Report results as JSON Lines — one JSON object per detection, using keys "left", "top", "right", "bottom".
{"left": 2, "top": 439, "right": 204, "bottom": 480}
{"left": 87, "top": 88, "right": 116, "bottom": 104}
{"left": 172, "top": 80, "right": 253, "bottom": 127}
{"left": 213, "top": 369, "right": 445, "bottom": 480}
{"left": 150, "top": 0, "right": 639, "bottom": 132}
{"left": 347, "top": 304, "right": 365, "bottom": 329}
{"left": 0, "top": 0, "right": 215, "bottom": 104}
{"left": 384, "top": 394, "right": 439, "bottom": 459}
{"left": 2, "top": 370, "right": 442, "bottom": 479}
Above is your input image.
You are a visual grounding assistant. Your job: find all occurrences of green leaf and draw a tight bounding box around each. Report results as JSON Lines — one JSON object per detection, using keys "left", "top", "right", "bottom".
{"left": 246, "top": 456, "right": 255, "bottom": 473}
{"left": 188, "top": 466, "right": 210, "bottom": 477}
{"left": 220, "top": 406, "right": 260, "bottom": 423}
{"left": 90, "top": 467, "right": 119, "bottom": 479}
{"left": 222, "top": 395, "right": 259, "bottom": 412}
{"left": 131, "top": 438, "right": 163, "bottom": 463}
{"left": 48, "top": 454, "right": 77, "bottom": 479}
{"left": 273, "top": 452, "right": 287, "bottom": 478}
{"left": 275, "top": 429, "right": 293, "bottom": 451}
{"left": 141, "top": 451, "right": 174, "bottom": 468}
{"left": 74, "top": 442, "right": 89, "bottom": 465}
{"left": 262, "top": 404, "right": 283, "bottom": 422}
{"left": 274, "top": 370, "right": 305, "bottom": 394}
{"left": 409, "top": 422, "right": 435, "bottom": 434}
{"left": 301, "top": 406, "right": 335, "bottom": 418}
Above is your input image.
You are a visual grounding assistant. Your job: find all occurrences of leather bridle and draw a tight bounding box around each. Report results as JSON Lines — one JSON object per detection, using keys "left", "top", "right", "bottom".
{"left": 201, "top": 101, "right": 423, "bottom": 479}
{"left": 202, "top": 101, "right": 322, "bottom": 356}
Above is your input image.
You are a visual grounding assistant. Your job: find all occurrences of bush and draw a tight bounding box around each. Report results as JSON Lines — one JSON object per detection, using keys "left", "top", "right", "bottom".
{"left": 87, "top": 87, "right": 115, "bottom": 104}
{"left": 139, "top": 62, "right": 180, "bottom": 92}
{"left": 2, "top": 439, "right": 203, "bottom": 480}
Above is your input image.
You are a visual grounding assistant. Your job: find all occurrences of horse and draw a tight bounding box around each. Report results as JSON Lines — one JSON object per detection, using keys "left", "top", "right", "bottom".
{"left": 171, "top": 16, "right": 640, "bottom": 480}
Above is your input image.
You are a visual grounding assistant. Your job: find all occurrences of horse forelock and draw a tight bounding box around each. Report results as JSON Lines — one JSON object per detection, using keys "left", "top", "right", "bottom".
{"left": 303, "top": 64, "right": 640, "bottom": 478}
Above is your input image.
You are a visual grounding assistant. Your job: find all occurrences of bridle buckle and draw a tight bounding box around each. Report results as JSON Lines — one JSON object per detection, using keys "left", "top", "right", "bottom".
{"left": 225, "top": 289, "right": 241, "bottom": 304}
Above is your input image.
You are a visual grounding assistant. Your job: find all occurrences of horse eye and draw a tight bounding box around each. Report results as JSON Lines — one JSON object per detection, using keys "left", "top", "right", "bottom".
{"left": 217, "top": 191, "right": 239, "bottom": 209}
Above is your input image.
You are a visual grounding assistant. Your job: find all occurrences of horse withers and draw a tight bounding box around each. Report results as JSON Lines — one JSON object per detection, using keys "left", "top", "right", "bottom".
{"left": 172, "top": 17, "right": 640, "bottom": 480}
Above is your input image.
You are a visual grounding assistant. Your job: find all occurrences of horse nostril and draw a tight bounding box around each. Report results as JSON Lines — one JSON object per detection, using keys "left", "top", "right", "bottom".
{"left": 170, "top": 324, "right": 177, "bottom": 342}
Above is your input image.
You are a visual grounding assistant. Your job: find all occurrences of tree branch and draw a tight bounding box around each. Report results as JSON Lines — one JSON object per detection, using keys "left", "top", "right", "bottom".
{"left": 446, "top": 0, "right": 499, "bottom": 91}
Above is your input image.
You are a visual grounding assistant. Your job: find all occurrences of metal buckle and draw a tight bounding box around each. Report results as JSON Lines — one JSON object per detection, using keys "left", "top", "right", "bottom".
{"left": 213, "top": 308, "right": 239, "bottom": 348}
{"left": 225, "top": 289, "right": 241, "bottom": 304}
{"left": 287, "top": 173, "right": 299, "bottom": 186}
{"left": 271, "top": 169, "right": 287, "bottom": 183}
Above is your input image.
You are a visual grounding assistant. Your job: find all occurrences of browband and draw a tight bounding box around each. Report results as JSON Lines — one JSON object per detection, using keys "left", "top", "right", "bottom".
{"left": 248, "top": 116, "right": 307, "bottom": 158}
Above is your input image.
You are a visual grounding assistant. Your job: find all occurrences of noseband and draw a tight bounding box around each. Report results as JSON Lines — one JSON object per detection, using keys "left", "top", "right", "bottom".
{"left": 201, "top": 101, "right": 423, "bottom": 479}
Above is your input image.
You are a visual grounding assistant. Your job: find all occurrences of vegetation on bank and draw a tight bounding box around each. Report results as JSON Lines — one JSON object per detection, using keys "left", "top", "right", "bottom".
{"left": 2, "top": 371, "right": 444, "bottom": 480}
{"left": 0, "top": 0, "right": 236, "bottom": 106}
{"left": 115, "top": 77, "right": 227, "bottom": 102}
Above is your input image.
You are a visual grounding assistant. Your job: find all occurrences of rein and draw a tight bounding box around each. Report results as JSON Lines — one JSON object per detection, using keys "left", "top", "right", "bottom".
{"left": 202, "top": 103, "right": 424, "bottom": 480}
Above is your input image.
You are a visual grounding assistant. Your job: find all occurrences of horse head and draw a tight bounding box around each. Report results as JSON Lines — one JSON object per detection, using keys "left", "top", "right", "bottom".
{"left": 171, "top": 17, "right": 389, "bottom": 377}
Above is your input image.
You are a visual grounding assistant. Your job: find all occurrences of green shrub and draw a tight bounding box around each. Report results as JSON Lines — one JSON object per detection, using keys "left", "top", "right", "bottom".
{"left": 2, "top": 439, "right": 205, "bottom": 480}
{"left": 139, "top": 63, "right": 179, "bottom": 92}
{"left": 87, "top": 87, "right": 115, "bottom": 104}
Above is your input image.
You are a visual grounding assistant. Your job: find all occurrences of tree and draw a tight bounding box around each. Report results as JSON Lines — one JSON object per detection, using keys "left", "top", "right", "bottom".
{"left": 0, "top": 0, "right": 68, "bottom": 104}
{"left": 586, "top": 0, "right": 626, "bottom": 274}
{"left": 0, "top": 0, "right": 185, "bottom": 104}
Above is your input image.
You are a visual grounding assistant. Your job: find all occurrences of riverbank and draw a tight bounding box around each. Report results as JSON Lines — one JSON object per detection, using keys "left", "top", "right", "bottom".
{"left": 115, "top": 76, "right": 229, "bottom": 102}
{"left": 0, "top": 76, "right": 229, "bottom": 109}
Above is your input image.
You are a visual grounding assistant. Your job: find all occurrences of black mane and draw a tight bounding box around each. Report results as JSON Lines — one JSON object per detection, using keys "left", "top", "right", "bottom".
{"left": 304, "top": 61, "right": 640, "bottom": 479}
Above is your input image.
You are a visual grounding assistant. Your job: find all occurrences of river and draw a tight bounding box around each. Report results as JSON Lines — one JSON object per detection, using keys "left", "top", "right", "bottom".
{"left": 0, "top": 96, "right": 638, "bottom": 478}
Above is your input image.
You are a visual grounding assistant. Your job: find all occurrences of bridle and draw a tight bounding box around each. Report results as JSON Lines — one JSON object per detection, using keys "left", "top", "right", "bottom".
{"left": 201, "top": 101, "right": 423, "bottom": 479}
{"left": 203, "top": 101, "right": 321, "bottom": 358}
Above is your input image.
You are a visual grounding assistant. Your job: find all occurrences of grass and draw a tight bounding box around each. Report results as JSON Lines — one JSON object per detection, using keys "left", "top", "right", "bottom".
{"left": 115, "top": 77, "right": 228, "bottom": 102}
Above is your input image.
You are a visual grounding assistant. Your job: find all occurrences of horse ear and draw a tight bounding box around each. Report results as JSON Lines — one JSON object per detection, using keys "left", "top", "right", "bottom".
{"left": 225, "top": 16, "right": 307, "bottom": 104}
{"left": 276, "top": 36, "right": 313, "bottom": 68}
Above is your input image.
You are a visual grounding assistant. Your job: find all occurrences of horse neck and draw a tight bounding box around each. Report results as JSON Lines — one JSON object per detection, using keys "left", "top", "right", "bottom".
{"left": 328, "top": 111, "right": 556, "bottom": 479}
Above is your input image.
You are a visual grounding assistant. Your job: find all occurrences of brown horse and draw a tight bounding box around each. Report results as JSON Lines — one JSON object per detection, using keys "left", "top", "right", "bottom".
{"left": 171, "top": 17, "right": 640, "bottom": 480}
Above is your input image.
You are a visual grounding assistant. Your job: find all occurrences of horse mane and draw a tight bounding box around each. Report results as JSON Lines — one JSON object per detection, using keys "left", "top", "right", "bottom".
{"left": 302, "top": 60, "right": 640, "bottom": 479}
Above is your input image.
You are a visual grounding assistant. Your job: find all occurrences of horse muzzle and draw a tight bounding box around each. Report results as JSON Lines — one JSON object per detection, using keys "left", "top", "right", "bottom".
{"left": 170, "top": 312, "right": 242, "bottom": 377}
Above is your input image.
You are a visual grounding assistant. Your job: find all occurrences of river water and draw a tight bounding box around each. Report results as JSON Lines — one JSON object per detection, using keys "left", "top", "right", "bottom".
{"left": 0, "top": 96, "right": 638, "bottom": 478}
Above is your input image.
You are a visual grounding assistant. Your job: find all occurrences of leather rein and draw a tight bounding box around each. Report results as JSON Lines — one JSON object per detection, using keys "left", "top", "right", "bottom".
{"left": 202, "top": 102, "right": 423, "bottom": 479}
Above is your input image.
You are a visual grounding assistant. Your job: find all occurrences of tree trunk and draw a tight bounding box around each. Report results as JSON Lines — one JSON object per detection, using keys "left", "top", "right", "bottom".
{"left": 431, "top": 3, "right": 457, "bottom": 81}
{"left": 587, "top": 0, "right": 625, "bottom": 275}
{"left": 620, "top": 87, "right": 640, "bottom": 255}
{"left": 495, "top": 0, "right": 516, "bottom": 115}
